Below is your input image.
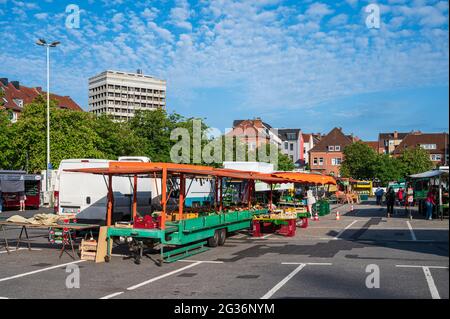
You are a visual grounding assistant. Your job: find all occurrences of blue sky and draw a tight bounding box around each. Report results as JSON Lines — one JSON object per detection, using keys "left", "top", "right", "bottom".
{"left": 0, "top": 0, "right": 448, "bottom": 140}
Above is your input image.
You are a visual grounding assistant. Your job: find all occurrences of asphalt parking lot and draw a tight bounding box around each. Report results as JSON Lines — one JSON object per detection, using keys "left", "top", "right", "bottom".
{"left": 0, "top": 202, "right": 448, "bottom": 299}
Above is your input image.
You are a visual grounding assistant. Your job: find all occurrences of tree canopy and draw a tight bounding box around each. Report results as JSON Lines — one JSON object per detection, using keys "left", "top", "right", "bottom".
{"left": 341, "top": 141, "right": 434, "bottom": 185}
{"left": 0, "top": 96, "right": 294, "bottom": 172}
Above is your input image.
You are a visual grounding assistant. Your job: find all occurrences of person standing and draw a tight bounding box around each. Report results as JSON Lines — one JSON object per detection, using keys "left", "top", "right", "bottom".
{"left": 19, "top": 191, "right": 26, "bottom": 212}
{"left": 425, "top": 189, "right": 436, "bottom": 221}
{"left": 306, "top": 186, "right": 316, "bottom": 219}
{"left": 386, "top": 187, "right": 395, "bottom": 218}
{"left": 397, "top": 188, "right": 405, "bottom": 207}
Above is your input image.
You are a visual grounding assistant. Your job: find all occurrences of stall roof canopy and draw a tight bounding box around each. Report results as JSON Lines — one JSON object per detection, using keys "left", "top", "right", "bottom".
{"left": 409, "top": 169, "right": 449, "bottom": 179}
{"left": 65, "top": 162, "right": 336, "bottom": 185}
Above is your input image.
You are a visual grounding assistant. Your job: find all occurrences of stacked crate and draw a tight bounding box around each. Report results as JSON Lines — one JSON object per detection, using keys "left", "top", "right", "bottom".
{"left": 79, "top": 239, "right": 98, "bottom": 261}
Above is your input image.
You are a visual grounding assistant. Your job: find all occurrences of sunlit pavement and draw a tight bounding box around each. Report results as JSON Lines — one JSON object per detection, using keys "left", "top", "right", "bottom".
{"left": 0, "top": 201, "right": 448, "bottom": 299}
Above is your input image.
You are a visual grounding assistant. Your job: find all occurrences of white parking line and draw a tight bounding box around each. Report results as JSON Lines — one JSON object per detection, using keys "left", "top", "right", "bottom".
{"left": 406, "top": 221, "right": 417, "bottom": 241}
{"left": 127, "top": 261, "right": 202, "bottom": 291}
{"left": 423, "top": 267, "right": 441, "bottom": 299}
{"left": 250, "top": 234, "right": 272, "bottom": 240}
{"left": 178, "top": 260, "right": 224, "bottom": 264}
{"left": 396, "top": 265, "right": 448, "bottom": 299}
{"left": 261, "top": 263, "right": 306, "bottom": 299}
{"left": 0, "top": 248, "right": 42, "bottom": 254}
{"left": 396, "top": 265, "right": 448, "bottom": 269}
{"left": 0, "top": 260, "right": 85, "bottom": 283}
{"left": 282, "top": 262, "right": 333, "bottom": 265}
{"left": 100, "top": 292, "right": 124, "bottom": 299}
{"left": 334, "top": 220, "right": 358, "bottom": 240}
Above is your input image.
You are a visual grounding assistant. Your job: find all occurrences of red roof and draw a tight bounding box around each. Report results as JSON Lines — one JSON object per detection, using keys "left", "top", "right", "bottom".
{"left": 0, "top": 80, "right": 83, "bottom": 112}
{"left": 363, "top": 141, "right": 380, "bottom": 152}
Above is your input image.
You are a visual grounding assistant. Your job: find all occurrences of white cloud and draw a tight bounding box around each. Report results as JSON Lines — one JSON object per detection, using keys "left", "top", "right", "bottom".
{"left": 34, "top": 12, "right": 48, "bottom": 20}
{"left": 169, "top": 0, "right": 192, "bottom": 30}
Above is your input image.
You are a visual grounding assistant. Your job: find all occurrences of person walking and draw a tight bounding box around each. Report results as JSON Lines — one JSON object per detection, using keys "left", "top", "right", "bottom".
{"left": 386, "top": 187, "right": 395, "bottom": 218}
{"left": 306, "top": 186, "right": 316, "bottom": 219}
{"left": 425, "top": 189, "right": 436, "bottom": 221}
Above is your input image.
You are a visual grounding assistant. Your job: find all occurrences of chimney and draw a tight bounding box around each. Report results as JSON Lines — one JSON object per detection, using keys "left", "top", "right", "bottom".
{"left": 11, "top": 81, "right": 20, "bottom": 90}
{"left": 393, "top": 131, "right": 398, "bottom": 139}
{"left": 254, "top": 118, "right": 263, "bottom": 128}
{"left": 0, "top": 78, "right": 8, "bottom": 86}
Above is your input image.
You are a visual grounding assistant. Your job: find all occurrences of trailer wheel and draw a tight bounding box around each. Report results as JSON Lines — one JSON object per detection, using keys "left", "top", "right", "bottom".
{"left": 207, "top": 230, "right": 219, "bottom": 247}
{"left": 218, "top": 229, "right": 227, "bottom": 246}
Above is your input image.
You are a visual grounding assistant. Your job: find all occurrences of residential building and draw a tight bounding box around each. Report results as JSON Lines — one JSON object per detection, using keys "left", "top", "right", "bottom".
{"left": 363, "top": 141, "right": 383, "bottom": 154}
{"left": 392, "top": 132, "right": 449, "bottom": 166}
{"left": 302, "top": 133, "right": 322, "bottom": 166}
{"left": 0, "top": 78, "right": 82, "bottom": 123}
{"left": 378, "top": 131, "right": 409, "bottom": 154}
{"left": 227, "top": 118, "right": 283, "bottom": 151}
{"left": 88, "top": 70, "right": 166, "bottom": 121}
{"left": 309, "top": 127, "right": 358, "bottom": 176}
{"left": 278, "top": 129, "right": 304, "bottom": 168}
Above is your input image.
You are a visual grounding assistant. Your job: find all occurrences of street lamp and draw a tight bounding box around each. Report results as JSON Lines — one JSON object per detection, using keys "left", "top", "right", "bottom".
{"left": 36, "top": 39, "right": 60, "bottom": 193}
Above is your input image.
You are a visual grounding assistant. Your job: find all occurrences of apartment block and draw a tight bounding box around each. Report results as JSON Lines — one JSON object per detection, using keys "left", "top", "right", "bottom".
{"left": 309, "top": 127, "right": 358, "bottom": 176}
{"left": 89, "top": 70, "right": 166, "bottom": 121}
{"left": 278, "top": 129, "right": 304, "bottom": 168}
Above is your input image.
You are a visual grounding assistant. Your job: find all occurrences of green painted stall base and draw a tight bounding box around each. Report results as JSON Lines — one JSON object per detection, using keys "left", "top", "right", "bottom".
{"left": 163, "top": 241, "right": 208, "bottom": 263}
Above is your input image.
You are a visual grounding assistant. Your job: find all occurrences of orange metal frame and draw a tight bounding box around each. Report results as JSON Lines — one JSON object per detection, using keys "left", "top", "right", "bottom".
{"left": 65, "top": 162, "right": 336, "bottom": 228}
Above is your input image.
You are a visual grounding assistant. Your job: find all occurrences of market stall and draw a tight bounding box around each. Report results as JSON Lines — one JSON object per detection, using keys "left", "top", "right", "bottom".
{"left": 408, "top": 168, "right": 449, "bottom": 220}
{"left": 0, "top": 171, "right": 41, "bottom": 210}
{"left": 66, "top": 162, "right": 336, "bottom": 264}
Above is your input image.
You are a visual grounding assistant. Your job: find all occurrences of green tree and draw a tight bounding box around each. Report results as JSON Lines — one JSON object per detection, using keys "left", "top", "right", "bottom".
{"left": 340, "top": 141, "right": 377, "bottom": 179}
{"left": 130, "top": 109, "right": 184, "bottom": 162}
{"left": 0, "top": 109, "right": 15, "bottom": 169}
{"left": 12, "top": 96, "right": 105, "bottom": 172}
{"left": 373, "top": 154, "right": 403, "bottom": 185}
{"left": 93, "top": 114, "right": 147, "bottom": 159}
{"left": 397, "top": 147, "right": 434, "bottom": 176}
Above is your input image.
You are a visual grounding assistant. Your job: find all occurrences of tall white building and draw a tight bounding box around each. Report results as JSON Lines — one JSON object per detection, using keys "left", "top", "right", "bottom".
{"left": 89, "top": 70, "right": 166, "bottom": 121}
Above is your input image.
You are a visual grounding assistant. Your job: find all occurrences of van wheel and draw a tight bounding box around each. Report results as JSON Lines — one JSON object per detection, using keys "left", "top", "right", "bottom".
{"left": 218, "top": 229, "right": 227, "bottom": 246}
{"left": 207, "top": 230, "right": 219, "bottom": 247}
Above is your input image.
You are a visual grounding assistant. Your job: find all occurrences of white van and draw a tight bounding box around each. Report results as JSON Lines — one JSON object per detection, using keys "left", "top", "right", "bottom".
{"left": 56, "top": 157, "right": 155, "bottom": 224}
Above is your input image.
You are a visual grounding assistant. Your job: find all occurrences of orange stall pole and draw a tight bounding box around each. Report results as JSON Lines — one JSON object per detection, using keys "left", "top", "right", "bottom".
{"left": 106, "top": 174, "right": 113, "bottom": 226}
{"left": 247, "top": 180, "right": 253, "bottom": 209}
{"left": 160, "top": 167, "right": 167, "bottom": 230}
{"left": 219, "top": 177, "right": 223, "bottom": 212}
{"left": 178, "top": 173, "right": 185, "bottom": 220}
{"left": 132, "top": 174, "right": 137, "bottom": 221}
{"left": 269, "top": 183, "right": 273, "bottom": 210}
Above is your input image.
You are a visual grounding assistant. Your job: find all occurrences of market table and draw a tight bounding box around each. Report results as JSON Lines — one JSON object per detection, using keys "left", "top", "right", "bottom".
{"left": 0, "top": 220, "right": 99, "bottom": 260}
{"left": 252, "top": 217, "right": 297, "bottom": 237}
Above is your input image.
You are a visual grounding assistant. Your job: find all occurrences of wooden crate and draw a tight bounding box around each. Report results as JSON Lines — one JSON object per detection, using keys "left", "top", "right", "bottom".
{"left": 80, "top": 239, "right": 98, "bottom": 261}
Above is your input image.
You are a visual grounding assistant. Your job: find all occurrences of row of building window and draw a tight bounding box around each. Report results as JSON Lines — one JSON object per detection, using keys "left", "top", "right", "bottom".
{"left": 327, "top": 145, "right": 341, "bottom": 151}
{"left": 90, "top": 84, "right": 165, "bottom": 95}
{"left": 312, "top": 157, "right": 342, "bottom": 166}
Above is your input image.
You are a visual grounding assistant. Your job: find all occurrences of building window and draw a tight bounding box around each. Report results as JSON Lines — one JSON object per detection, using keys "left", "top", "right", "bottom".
{"left": 319, "top": 158, "right": 324, "bottom": 165}
{"left": 335, "top": 145, "right": 341, "bottom": 151}
{"left": 328, "top": 145, "right": 334, "bottom": 151}
{"left": 331, "top": 158, "right": 342, "bottom": 166}
{"left": 421, "top": 144, "right": 437, "bottom": 150}
{"left": 430, "top": 154, "right": 442, "bottom": 161}
{"left": 290, "top": 143, "right": 294, "bottom": 151}
{"left": 284, "top": 142, "right": 288, "bottom": 150}
{"left": 313, "top": 158, "right": 318, "bottom": 165}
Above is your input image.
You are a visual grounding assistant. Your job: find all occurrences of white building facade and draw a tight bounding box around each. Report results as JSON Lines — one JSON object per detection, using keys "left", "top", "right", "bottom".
{"left": 89, "top": 70, "right": 166, "bottom": 121}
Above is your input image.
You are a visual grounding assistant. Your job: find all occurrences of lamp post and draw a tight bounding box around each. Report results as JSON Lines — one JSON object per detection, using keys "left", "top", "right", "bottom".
{"left": 36, "top": 39, "right": 60, "bottom": 193}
